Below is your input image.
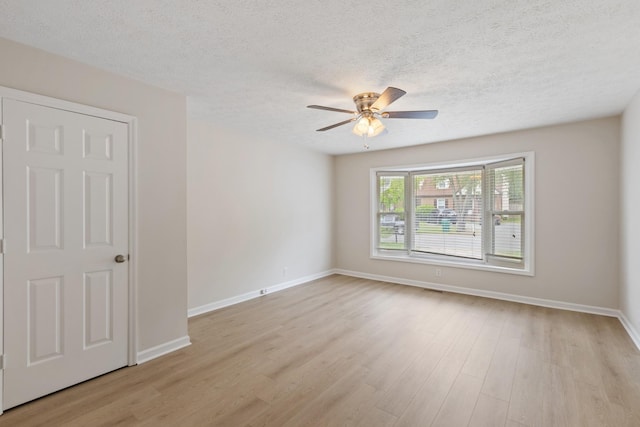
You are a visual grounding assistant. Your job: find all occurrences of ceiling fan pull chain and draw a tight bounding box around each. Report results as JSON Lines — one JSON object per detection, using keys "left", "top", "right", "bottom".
{"left": 362, "top": 134, "right": 370, "bottom": 150}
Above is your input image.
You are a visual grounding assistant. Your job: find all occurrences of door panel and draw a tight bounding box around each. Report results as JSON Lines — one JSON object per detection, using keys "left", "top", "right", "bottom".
{"left": 28, "top": 276, "right": 64, "bottom": 364}
{"left": 83, "top": 270, "right": 113, "bottom": 348}
{"left": 3, "top": 99, "right": 129, "bottom": 409}
{"left": 28, "top": 166, "right": 64, "bottom": 251}
{"left": 27, "top": 122, "right": 64, "bottom": 154}
{"left": 82, "top": 131, "right": 113, "bottom": 160}
{"left": 84, "top": 171, "right": 113, "bottom": 247}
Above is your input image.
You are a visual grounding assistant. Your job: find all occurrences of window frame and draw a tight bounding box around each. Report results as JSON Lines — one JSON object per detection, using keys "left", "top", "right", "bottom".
{"left": 370, "top": 152, "right": 534, "bottom": 276}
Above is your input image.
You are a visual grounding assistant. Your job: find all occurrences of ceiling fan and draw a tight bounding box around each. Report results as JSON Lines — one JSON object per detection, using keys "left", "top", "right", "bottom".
{"left": 307, "top": 87, "right": 438, "bottom": 139}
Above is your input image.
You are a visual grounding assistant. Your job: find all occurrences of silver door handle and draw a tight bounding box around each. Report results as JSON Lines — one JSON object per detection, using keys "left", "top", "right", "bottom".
{"left": 115, "top": 254, "right": 127, "bottom": 263}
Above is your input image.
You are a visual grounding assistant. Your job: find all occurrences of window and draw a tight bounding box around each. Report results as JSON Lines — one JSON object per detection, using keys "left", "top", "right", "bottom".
{"left": 372, "top": 153, "right": 533, "bottom": 274}
{"left": 436, "top": 178, "right": 450, "bottom": 189}
{"left": 413, "top": 167, "right": 483, "bottom": 260}
{"left": 377, "top": 174, "right": 407, "bottom": 250}
{"left": 486, "top": 160, "right": 524, "bottom": 262}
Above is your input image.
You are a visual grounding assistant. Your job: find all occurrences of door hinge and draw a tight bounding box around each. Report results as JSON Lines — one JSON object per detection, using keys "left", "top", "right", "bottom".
{"left": 0, "top": 124, "right": 3, "bottom": 140}
{"left": 0, "top": 355, "right": 4, "bottom": 370}
{"left": 0, "top": 239, "right": 4, "bottom": 254}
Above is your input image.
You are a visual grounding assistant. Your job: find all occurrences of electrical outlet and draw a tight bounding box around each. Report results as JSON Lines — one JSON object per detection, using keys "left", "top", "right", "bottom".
{"left": 282, "top": 267, "right": 288, "bottom": 277}
{"left": 260, "top": 289, "right": 268, "bottom": 295}
{"left": 435, "top": 268, "right": 442, "bottom": 278}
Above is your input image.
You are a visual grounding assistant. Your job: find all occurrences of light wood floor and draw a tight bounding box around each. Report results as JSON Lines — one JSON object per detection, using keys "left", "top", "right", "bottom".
{"left": 2, "top": 274, "right": 640, "bottom": 426}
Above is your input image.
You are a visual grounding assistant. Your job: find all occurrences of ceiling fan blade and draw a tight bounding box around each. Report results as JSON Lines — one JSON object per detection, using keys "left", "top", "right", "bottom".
{"left": 383, "top": 110, "right": 439, "bottom": 119}
{"left": 316, "top": 118, "right": 357, "bottom": 131}
{"left": 370, "top": 87, "right": 406, "bottom": 111}
{"left": 307, "top": 105, "right": 356, "bottom": 114}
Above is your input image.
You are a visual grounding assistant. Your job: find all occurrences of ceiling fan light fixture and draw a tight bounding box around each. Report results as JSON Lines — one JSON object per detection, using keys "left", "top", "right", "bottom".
{"left": 353, "top": 116, "right": 385, "bottom": 137}
{"left": 308, "top": 87, "right": 438, "bottom": 142}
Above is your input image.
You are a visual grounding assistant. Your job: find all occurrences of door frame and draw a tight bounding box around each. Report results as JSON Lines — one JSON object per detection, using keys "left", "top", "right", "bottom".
{"left": 0, "top": 85, "right": 139, "bottom": 413}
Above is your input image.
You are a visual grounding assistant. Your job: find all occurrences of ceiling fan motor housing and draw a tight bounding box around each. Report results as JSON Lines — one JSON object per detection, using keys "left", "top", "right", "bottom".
{"left": 353, "top": 92, "right": 381, "bottom": 113}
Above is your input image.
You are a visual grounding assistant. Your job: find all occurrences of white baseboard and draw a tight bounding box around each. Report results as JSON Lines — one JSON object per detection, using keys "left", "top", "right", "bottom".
{"left": 136, "top": 335, "right": 191, "bottom": 364}
{"left": 188, "top": 269, "right": 336, "bottom": 318}
{"left": 334, "top": 269, "right": 620, "bottom": 317}
{"left": 618, "top": 311, "right": 640, "bottom": 351}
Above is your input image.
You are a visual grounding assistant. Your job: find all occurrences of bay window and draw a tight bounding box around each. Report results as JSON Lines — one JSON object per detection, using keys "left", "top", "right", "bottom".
{"left": 372, "top": 153, "right": 533, "bottom": 274}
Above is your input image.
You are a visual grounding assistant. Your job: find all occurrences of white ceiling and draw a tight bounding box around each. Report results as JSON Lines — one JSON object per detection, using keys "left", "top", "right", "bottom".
{"left": 1, "top": 1, "right": 639, "bottom": 154}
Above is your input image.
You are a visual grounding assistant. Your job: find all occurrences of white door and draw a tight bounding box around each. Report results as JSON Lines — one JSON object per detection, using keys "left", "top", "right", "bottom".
{"left": 2, "top": 99, "right": 129, "bottom": 409}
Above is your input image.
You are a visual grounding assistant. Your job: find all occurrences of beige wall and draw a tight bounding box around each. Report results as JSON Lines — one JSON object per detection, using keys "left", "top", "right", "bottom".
{"left": 187, "top": 119, "right": 333, "bottom": 309}
{"left": 0, "top": 38, "right": 188, "bottom": 352}
{"left": 335, "top": 117, "right": 620, "bottom": 308}
{"left": 621, "top": 90, "right": 640, "bottom": 334}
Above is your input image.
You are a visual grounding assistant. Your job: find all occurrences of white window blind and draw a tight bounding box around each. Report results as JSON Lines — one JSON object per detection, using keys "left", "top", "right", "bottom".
{"left": 411, "top": 168, "right": 483, "bottom": 259}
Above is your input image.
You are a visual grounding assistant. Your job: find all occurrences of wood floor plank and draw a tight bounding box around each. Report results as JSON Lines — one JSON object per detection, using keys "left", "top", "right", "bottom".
{"left": 507, "top": 347, "right": 547, "bottom": 426}
{"left": 374, "top": 296, "right": 475, "bottom": 416}
{"left": 317, "top": 383, "right": 393, "bottom": 427}
{"left": 431, "top": 373, "right": 483, "bottom": 427}
{"left": 468, "top": 393, "right": 509, "bottom": 427}
{"left": 278, "top": 364, "right": 370, "bottom": 427}
{"left": 0, "top": 274, "right": 639, "bottom": 426}
{"left": 392, "top": 352, "right": 464, "bottom": 427}
{"left": 461, "top": 321, "right": 502, "bottom": 379}
{"left": 574, "top": 380, "right": 629, "bottom": 427}
{"left": 481, "top": 336, "right": 521, "bottom": 401}
{"left": 541, "top": 363, "right": 581, "bottom": 427}
{"left": 394, "top": 305, "right": 489, "bottom": 426}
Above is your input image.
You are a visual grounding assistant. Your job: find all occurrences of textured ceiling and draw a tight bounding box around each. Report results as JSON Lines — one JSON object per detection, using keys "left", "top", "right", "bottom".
{"left": 1, "top": 0, "right": 639, "bottom": 154}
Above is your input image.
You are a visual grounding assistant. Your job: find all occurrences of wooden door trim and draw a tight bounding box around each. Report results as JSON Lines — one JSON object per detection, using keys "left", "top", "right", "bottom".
{"left": 0, "top": 85, "right": 139, "bottom": 413}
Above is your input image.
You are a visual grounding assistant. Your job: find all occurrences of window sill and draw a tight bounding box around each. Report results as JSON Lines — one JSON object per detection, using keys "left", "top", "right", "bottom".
{"left": 370, "top": 251, "right": 534, "bottom": 276}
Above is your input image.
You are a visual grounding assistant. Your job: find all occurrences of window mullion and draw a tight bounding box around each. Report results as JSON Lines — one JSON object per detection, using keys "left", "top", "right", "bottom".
{"left": 482, "top": 166, "right": 491, "bottom": 261}
{"left": 405, "top": 174, "right": 412, "bottom": 253}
